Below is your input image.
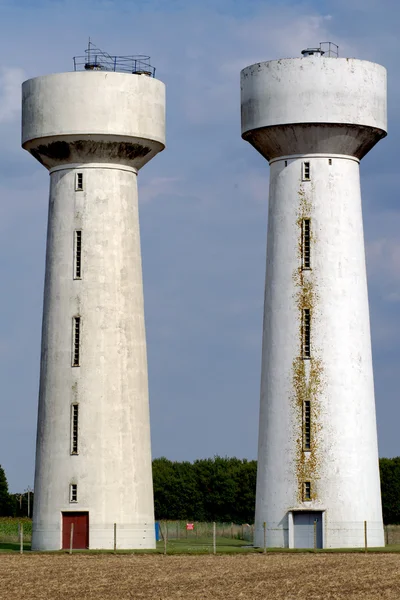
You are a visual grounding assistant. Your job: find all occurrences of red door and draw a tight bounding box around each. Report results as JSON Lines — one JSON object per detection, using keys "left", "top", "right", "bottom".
{"left": 62, "top": 512, "right": 89, "bottom": 549}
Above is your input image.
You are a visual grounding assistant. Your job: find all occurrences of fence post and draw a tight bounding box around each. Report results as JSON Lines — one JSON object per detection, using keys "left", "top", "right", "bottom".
{"left": 213, "top": 522, "right": 216, "bottom": 555}
{"left": 164, "top": 521, "right": 167, "bottom": 555}
{"left": 114, "top": 523, "right": 117, "bottom": 554}
{"left": 364, "top": 521, "right": 368, "bottom": 553}
{"left": 20, "top": 523, "right": 23, "bottom": 555}
{"left": 313, "top": 520, "right": 317, "bottom": 552}
{"left": 231, "top": 522, "right": 234, "bottom": 539}
{"left": 263, "top": 521, "right": 267, "bottom": 553}
{"left": 69, "top": 523, "right": 74, "bottom": 555}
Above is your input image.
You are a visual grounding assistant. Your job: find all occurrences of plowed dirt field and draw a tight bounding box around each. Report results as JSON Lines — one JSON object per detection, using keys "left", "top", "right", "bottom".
{"left": 1, "top": 553, "right": 400, "bottom": 599}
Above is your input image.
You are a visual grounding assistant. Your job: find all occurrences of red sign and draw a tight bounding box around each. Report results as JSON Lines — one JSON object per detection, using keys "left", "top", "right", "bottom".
{"left": 186, "top": 523, "right": 194, "bottom": 530}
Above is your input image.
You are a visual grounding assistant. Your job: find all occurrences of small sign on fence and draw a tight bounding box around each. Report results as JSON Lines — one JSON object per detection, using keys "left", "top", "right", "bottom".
{"left": 186, "top": 523, "right": 194, "bottom": 531}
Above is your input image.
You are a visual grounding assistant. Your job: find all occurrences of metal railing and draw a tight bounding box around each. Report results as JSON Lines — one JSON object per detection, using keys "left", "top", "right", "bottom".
{"left": 319, "top": 42, "right": 339, "bottom": 57}
{"left": 73, "top": 41, "right": 156, "bottom": 77}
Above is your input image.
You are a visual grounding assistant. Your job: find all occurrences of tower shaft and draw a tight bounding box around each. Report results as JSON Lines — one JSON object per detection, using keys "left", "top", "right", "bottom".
{"left": 241, "top": 55, "right": 387, "bottom": 548}
{"left": 22, "top": 71, "right": 165, "bottom": 550}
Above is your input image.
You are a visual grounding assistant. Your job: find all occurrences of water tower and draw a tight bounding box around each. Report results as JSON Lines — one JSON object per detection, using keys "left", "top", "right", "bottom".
{"left": 22, "top": 44, "right": 165, "bottom": 550}
{"left": 241, "top": 43, "right": 386, "bottom": 548}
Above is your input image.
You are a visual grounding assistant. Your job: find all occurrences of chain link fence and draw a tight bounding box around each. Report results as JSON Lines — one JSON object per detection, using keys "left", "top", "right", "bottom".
{"left": 1, "top": 518, "right": 400, "bottom": 553}
{"left": 157, "top": 521, "right": 255, "bottom": 554}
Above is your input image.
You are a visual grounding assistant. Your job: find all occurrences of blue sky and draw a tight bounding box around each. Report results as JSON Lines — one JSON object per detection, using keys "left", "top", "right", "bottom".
{"left": 0, "top": 0, "right": 399, "bottom": 492}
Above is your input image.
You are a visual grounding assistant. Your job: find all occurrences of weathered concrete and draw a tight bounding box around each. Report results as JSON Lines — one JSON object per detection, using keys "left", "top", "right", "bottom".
{"left": 22, "top": 71, "right": 165, "bottom": 550}
{"left": 241, "top": 55, "right": 387, "bottom": 548}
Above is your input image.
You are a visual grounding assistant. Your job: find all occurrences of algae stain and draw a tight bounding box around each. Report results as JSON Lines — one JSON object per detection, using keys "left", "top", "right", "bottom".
{"left": 292, "top": 181, "right": 324, "bottom": 503}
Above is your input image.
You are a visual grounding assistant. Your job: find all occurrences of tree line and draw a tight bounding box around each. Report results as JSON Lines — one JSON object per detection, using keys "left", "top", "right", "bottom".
{"left": 2, "top": 457, "right": 400, "bottom": 524}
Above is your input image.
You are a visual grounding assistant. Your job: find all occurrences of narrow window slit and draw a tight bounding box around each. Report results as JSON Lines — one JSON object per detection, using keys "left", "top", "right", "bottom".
{"left": 71, "top": 404, "right": 79, "bottom": 454}
{"left": 303, "top": 481, "right": 311, "bottom": 501}
{"left": 76, "top": 172, "right": 83, "bottom": 191}
{"left": 302, "top": 219, "right": 311, "bottom": 269}
{"left": 72, "top": 317, "right": 81, "bottom": 367}
{"left": 74, "top": 231, "right": 82, "bottom": 279}
{"left": 302, "top": 161, "right": 311, "bottom": 181}
{"left": 302, "top": 309, "right": 311, "bottom": 359}
{"left": 303, "top": 400, "right": 311, "bottom": 451}
{"left": 70, "top": 483, "right": 78, "bottom": 503}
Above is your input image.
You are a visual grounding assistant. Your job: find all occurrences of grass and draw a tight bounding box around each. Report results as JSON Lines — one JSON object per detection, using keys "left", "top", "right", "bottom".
{"left": 1, "top": 518, "right": 400, "bottom": 555}
{"left": 0, "top": 517, "right": 32, "bottom": 545}
{"left": 2, "top": 535, "right": 400, "bottom": 554}
{"left": 2, "top": 554, "right": 400, "bottom": 599}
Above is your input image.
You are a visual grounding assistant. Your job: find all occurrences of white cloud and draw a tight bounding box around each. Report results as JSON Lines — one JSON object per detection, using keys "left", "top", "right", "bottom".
{"left": 0, "top": 66, "right": 25, "bottom": 123}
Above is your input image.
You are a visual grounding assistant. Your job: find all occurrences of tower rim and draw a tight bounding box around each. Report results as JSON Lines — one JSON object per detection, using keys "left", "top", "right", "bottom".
{"left": 240, "top": 55, "right": 387, "bottom": 75}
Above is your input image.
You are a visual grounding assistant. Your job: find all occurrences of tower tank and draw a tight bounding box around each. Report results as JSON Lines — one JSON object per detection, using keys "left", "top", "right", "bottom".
{"left": 241, "top": 46, "right": 386, "bottom": 548}
{"left": 22, "top": 49, "right": 165, "bottom": 550}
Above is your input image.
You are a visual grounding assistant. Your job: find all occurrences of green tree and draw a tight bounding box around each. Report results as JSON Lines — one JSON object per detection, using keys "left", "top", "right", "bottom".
{"left": 153, "top": 456, "right": 257, "bottom": 523}
{"left": 0, "top": 464, "right": 14, "bottom": 517}
{"left": 380, "top": 457, "right": 400, "bottom": 524}
{"left": 152, "top": 457, "right": 175, "bottom": 519}
{"left": 234, "top": 459, "right": 257, "bottom": 523}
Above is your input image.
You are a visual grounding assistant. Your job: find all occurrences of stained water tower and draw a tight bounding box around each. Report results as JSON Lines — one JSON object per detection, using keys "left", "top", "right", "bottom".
{"left": 22, "top": 44, "right": 165, "bottom": 550}
{"left": 241, "top": 43, "right": 386, "bottom": 548}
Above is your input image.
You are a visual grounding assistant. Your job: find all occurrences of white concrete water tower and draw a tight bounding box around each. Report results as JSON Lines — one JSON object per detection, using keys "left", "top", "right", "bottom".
{"left": 241, "top": 44, "right": 386, "bottom": 548}
{"left": 22, "top": 45, "right": 165, "bottom": 550}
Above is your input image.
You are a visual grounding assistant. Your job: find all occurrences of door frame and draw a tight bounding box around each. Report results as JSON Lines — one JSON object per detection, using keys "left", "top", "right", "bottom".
{"left": 288, "top": 510, "right": 325, "bottom": 549}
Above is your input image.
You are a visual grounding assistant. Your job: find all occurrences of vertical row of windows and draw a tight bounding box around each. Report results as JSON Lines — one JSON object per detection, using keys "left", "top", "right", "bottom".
{"left": 303, "top": 400, "right": 311, "bottom": 451}
{"left": 72, "top": 317, "right": 81, "bottom": 367}
{"left": 74, "top": 230, "right": 82, "bottom": 279}
{"left": 71, "top": 404, "right": 79, "bottom": 454}
{"left": 301, "top": 162, "right": 312, "bottom": 501}
{"left": 302, "top": 219, "right": 311, "bottom": 269}
{"left": 69, "top": 173, "right": 84, "bottom": 502}
{"left": 302, "top": 308, "right": 311, "bottom": 359}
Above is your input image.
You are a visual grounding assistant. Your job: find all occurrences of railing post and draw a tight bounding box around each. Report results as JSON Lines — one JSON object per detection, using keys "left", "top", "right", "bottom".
{"left": 213, "top": 522, "right": 216, "bottom": 555}
{"left": 69, "top": 523, "right": 74, "bottom": 555}
{"left": 114, "top": 523, "right": 117, "bottom": 554}
{"left": 263, "top": 521, "right": 267, "bottom": 553}
{"left": 364, "top": 521, "right": 368, "bottom": 553}
{"left": 20, "top": 523, "right": 23, "bottom": 555}
{"left": 164, "top": 521, "right": 167, "bottom": 555}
